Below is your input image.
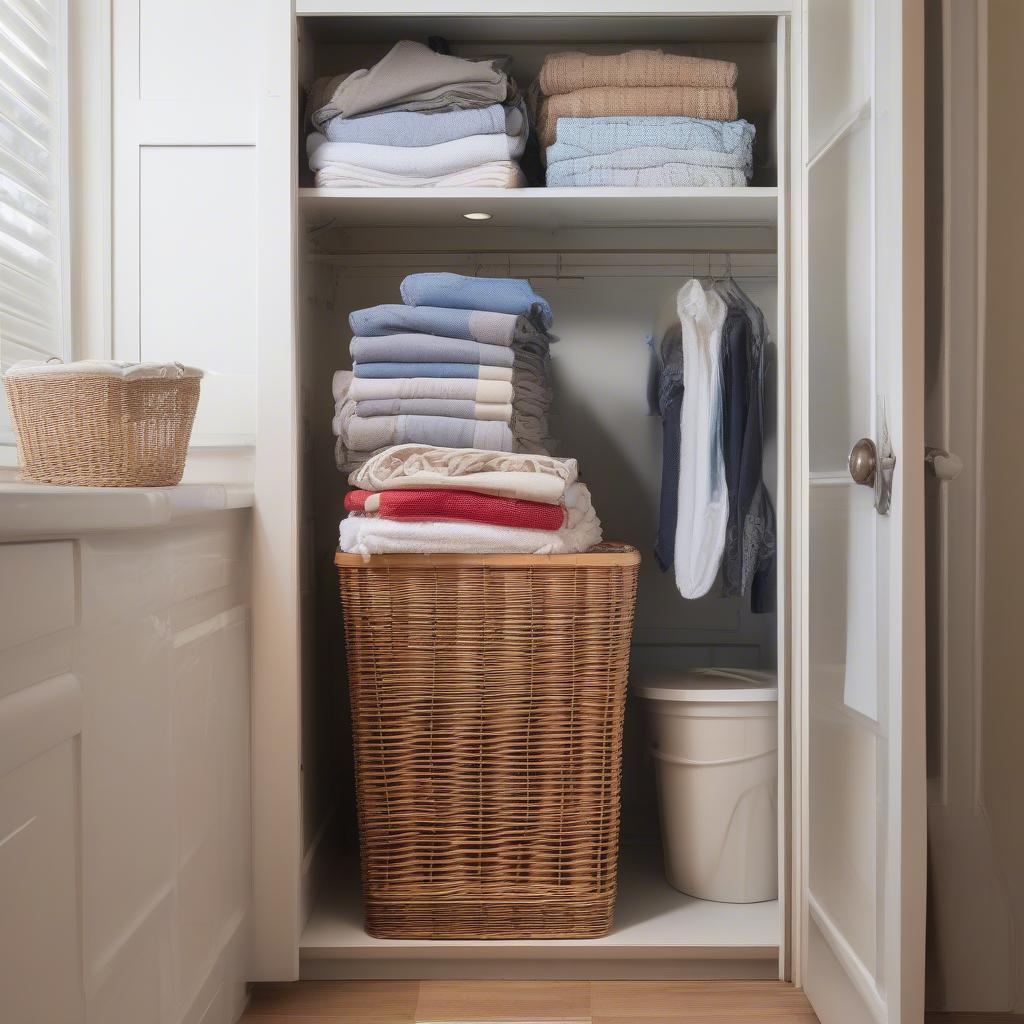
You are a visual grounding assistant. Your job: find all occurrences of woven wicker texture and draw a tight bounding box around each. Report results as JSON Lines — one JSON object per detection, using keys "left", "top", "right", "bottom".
{"left": 4, "top": 373, "right": 200, "bottom": 487}
{"left": 335, "top": 543, "right": 641, "bottom": 940}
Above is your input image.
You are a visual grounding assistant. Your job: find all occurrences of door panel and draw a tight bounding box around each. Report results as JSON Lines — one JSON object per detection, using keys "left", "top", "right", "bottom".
{"left": 802, "top": 1, "right": 925, "bottom": 1021}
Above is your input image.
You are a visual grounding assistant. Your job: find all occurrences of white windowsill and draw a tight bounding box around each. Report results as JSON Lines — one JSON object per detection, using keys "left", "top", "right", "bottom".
{"left": 0, "top": 480, "right": 254, "bottom": 541}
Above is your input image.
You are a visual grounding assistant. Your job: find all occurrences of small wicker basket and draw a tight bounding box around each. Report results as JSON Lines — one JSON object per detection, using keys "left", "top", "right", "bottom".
{"left": 3, "top": 359, "right": 202, "bottom": 487}
{"left": 335, "top": 542, "right": 641, "bottom": 940}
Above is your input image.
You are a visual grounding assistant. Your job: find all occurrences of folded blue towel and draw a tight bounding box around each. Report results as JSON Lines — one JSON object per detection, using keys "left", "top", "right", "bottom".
{"left": 322, "top": 101, "right": 526, "bottom": 147}
{"left": 351, "top": 334, "right": 514, "bottom": 368}
{"left": 546, "top": 159, "right": 747, "bottom": 188}
{"left": 548, "top": 117, "right": 755, "bottom": 173}
{"left": 354, "top": 362, "right": 514, "bottom": 381}
{"left": 400, "top": 273, "right": 554, "bottom": 329}
{"left": 349, "top": 304, "right": 539, "bottom": 347}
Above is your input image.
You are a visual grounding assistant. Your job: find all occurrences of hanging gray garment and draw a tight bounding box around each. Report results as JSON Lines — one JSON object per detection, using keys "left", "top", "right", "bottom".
{"left": 713, "top": 280, "right": 776, "bottom": 613}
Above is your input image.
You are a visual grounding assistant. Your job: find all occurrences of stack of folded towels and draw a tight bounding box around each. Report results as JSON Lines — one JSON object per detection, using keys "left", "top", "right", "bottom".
{"left": 306, "top": 40, "right": 529, "bottom": 189}
{"left": 333, "top": 272, "right": 556, "bottom": 470}
{"left": 533, "top": 49, "right": 755, "bottom": 187}
{"left": 338, "top": 443, "right": 602, "bottom": 556}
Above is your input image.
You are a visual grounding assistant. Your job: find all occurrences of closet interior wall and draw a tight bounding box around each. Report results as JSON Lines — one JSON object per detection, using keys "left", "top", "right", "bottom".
{"left": 292, "top": 11, "right": 785, "bottom": 972}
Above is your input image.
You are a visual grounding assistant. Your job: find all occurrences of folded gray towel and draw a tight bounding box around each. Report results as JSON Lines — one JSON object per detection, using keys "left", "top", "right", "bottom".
{"left": 309, "top": 40, "right": 509, "bottom": 123}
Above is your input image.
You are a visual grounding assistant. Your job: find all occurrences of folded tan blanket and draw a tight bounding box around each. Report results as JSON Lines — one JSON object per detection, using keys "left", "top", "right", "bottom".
{"left": 348, "top": 444, "right": 579, "bottom": 504}
{"left": 538, "top": 50, "right": 737, "bottom": 96}
{"left": 538, "top": 86, "right": 738, "bottom": 148}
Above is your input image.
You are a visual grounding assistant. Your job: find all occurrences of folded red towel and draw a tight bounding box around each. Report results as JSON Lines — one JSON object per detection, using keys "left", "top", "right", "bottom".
{"left": 345, "top": 488, "right": 565, "bottom": 530}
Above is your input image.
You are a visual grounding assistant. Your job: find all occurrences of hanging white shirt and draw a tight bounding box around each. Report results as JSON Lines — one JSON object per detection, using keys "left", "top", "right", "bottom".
{"left": 674, "top": 279, "right": 729, "bottom": 598}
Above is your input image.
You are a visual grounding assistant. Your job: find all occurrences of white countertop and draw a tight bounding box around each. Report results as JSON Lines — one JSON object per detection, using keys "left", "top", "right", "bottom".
{"left": 0, "top": 482, "right": 254, "bottom": 541}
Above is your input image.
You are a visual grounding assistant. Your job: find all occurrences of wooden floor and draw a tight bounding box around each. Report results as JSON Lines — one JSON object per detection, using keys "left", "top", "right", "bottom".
{"left": 242, "top": 980, "right": 819, "bottom": 1023}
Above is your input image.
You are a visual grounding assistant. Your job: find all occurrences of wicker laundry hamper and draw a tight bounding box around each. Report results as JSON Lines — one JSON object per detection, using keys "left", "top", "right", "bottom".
{"left": 3, "top": 359, "right": 202, "bottom": 487}
{"left": 334, "top": 542, "right": 640, "bottom": 940}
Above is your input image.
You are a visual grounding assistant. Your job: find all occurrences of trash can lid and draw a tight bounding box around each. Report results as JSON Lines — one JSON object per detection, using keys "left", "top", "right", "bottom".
{"left": 633, "top": 667, "right": 778, "bottom": 703}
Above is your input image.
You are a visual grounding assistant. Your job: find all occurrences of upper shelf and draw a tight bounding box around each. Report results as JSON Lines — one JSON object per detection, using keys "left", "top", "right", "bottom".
{"left": 299, "top": 187, "right": 779, "bottom": 230}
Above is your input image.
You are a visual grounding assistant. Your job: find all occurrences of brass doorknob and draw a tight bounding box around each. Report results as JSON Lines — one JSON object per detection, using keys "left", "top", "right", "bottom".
{"left": 849, "top": 438, "right": 878, "bottom": 487}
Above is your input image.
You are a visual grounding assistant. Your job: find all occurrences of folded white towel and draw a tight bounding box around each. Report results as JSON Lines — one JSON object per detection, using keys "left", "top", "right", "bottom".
{"left": 313, "top": 160, "right": 526, "bottom": 190}
{"left": 308, "top": 131, "right": 526, "bottom": 176}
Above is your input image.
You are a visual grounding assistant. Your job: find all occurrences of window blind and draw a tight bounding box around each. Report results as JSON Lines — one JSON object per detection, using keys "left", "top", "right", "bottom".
{"left": 0, "top": 0, "right": 68, "bottom": 438}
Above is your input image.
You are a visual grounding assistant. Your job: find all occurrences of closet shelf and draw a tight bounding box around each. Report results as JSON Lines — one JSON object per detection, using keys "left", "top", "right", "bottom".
{"left": 300, "top": 845, "right": 781, "bottom": 962}
{"left": 299, "top": 187, "right": 779, "bottom": 230}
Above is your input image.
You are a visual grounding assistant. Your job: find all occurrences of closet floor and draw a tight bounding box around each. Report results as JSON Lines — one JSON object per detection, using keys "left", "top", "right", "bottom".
{"left": 242, "top": 979, "right": 816, "bottom": 1022}
{"left": 300, "top": 844, "right": 780, "bottom": 970}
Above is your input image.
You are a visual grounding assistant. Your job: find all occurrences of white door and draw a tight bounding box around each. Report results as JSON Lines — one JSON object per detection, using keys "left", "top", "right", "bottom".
{"left": 801, "top": 1, "right": 926, "bottom": 1022}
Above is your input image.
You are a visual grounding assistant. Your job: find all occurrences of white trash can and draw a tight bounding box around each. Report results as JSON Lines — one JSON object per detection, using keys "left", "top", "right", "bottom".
{"left": 636, "top": 668, "right": 778, "bottom": 903}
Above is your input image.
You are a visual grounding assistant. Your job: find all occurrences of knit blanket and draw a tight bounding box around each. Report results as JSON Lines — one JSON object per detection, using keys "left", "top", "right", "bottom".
{"left": 354, "top": 398, "right": 513, "bottom": 422}
{"left": 308, "top": 41, "right": 509, "bottom": 123}
{"left": 307, "top": 130, "right": 527, "bottom": 177}
{"left": 538, "top": 49, "right": 737, "bottom": 95}
{"left": 547, "top": 116, "right": 754, "bottom": 171}
{"left": 343, "top": 374, "right": 514, "bottom": 405}
{"left": 311, "top": 161, "right": 526, "bottom": 190}
{"left": 348, "top": 443, "right": 578, "bottom": 503}
{"left": 546, "top": 161, "right": 747, "bottom": 188}
{"left": 354, "top": 362, "right": 514, "bottom": 381}
{"left": 350, "top": 334, "right": 515, "bottom": 369}
{"left": 321, "top": 100, "right": 525, "bottom": 146}
{"left": 400, "top": 273, "right": 554, "bottom": 329}
{"left": 349, "top": 304, "right": 545, "bottom": 347}
{"left": 537, "top": 86, "right": 738, "bottom": 148}
{"left": 345, "top": 487, "right": 566, "bottom": 530}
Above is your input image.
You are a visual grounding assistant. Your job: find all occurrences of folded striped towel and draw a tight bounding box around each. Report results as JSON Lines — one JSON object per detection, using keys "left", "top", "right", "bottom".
{"left": 350, "top": 334, "right": 515, "bottom": 369}
{"left": 344, "top": 488, "right": 566, "bottom": 530}
{"left": 335, "top": 401, "right": 515, "bottom": 454}
{"left": 354, "top": 362, "right": 514, "bottom": 381}
{"left": 321, "top": 100, "right": 525, "bottom": 146}
{"left": 343, "top": 373, "right": 514, "bottom": 405}
{"left": 349, "top": 304, "right": 545, "bottom": 346}
{"left": 354, "top": 398, "right": 512, "bottom": 422}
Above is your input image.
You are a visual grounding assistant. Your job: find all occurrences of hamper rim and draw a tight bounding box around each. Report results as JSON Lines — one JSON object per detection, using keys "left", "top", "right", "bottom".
{"left": 5, "top": 358, "right": 204, "bottom": 381}
{"left": 334, "top": 540, "right": 640, "bottom": 568}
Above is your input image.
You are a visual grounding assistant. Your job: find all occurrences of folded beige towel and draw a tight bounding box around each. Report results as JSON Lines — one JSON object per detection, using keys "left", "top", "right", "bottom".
{"left": 538, "top": 86, "right": 738, "bottom": 148}
{"left": 538, "top": 49, "right": 737, "bottom": 96}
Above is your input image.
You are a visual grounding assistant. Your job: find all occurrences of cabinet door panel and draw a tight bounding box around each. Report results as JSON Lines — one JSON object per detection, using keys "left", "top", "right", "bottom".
{"left": 802, "top": 1, "right": 926, "bottom": 1021}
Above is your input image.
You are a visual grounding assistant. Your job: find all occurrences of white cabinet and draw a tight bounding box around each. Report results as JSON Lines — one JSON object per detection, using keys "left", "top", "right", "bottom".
{"left": 0, "top": 675, "right": 84, "bottom": 1024}
{"left": 246, "top": 3, "right": 926, "bottom": 1023}
{"left": 0, "top": 494, "right": 253, "bottom": 1024}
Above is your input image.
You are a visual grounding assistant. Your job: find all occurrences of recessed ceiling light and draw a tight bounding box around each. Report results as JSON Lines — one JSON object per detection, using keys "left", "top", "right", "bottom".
{"left": 462, "top": 211, "right": 492, "bottom": 221}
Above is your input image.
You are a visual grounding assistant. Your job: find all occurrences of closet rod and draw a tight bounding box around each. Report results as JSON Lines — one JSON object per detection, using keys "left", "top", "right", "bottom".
{"left": 307, "top": 247, "right": 778, "bottom": 260}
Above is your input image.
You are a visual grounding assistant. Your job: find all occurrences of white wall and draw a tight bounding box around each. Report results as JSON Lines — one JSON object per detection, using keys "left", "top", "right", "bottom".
{"left": 111, "top": 0, "right": 259, "bottom": 452}
{"left": 980, "top": 0, "right": 1024, "bottom": 1011}
{"left": 925, "top": 0, "right": 1024, "bottom": 1012}
{"left": 0, "top": 509, "right": 252, "bottom": 1024}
